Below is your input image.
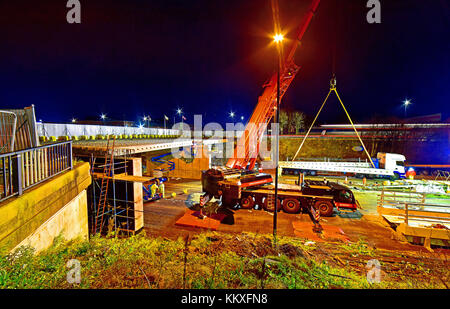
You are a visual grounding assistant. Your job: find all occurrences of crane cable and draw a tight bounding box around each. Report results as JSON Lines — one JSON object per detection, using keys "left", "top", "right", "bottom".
{"left": 291, "top": 78, "right": 376, "bottom": 168}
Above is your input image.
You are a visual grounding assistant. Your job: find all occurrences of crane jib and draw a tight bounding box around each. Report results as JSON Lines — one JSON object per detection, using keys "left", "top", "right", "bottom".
{"left": 227, "top": 0, "right": 321, "bottom": 170}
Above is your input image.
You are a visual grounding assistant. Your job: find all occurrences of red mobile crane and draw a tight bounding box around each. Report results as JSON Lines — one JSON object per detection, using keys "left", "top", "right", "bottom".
{"left": 200, "top": 0, "right": 359, "bottom": 231}
{"left": 227, "top": 0, "right": 321, "bottom": 170}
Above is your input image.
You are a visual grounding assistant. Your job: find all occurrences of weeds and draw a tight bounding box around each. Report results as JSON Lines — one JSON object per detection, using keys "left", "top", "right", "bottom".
{"left": 0, "top": 232, "right": 446, "bottom": 289}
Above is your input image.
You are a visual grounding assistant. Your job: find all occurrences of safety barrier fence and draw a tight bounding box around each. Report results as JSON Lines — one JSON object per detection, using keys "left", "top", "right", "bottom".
{"left": 0, "top": 141, "right": 72, "bottom": 202}
{"left": 377, "top": 190, "right": 450, "bottom": 226}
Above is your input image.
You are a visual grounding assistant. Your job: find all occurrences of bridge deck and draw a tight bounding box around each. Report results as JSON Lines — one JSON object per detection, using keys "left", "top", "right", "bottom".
{"left": 72, "top": 138, "right": 223, "bottom": 156}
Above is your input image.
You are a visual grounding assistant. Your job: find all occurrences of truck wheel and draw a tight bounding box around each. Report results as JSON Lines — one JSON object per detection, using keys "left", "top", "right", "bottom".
{"left": 282, "top": 198, "right": 301, "bottom": 214}
{"left": 314, "top": 200, "right": 334, "bottom": 217}
{"left": 262, "top": 197, "right": 282, "bottom": 212}
{"left": 240, "top": 196, "right": 255, "bottom": 209}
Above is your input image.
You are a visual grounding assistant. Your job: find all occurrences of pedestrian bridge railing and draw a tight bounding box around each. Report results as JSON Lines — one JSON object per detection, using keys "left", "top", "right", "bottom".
{"left": 0, "top": 141, "right": 72, "bottom": 202}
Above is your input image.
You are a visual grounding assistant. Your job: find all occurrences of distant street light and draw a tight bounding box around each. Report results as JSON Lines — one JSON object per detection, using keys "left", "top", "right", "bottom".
{"left": 100, "top": 114, "right": 107, "bottom": 121}
{"left": 143, "top": 115, "right": 151, "bottom": 128}
{"left": 240, "top": 116, "right": 244, "bottom": 121}
{"left": 229, "top": 111, "right": 235, "bottom": 119}
{"left": 71, "top": 118, "right": 77, "bottom": 123}
{"left": 403, "top": 99, "right": 412, "bottom": 118}
{"left": 176, "top": 108, "right": 184, "bottom": 125}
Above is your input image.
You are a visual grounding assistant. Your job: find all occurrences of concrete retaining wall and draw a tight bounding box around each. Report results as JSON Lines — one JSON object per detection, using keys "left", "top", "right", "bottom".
{"left": 0, "top": 162, "right": 91, "bottom": 253}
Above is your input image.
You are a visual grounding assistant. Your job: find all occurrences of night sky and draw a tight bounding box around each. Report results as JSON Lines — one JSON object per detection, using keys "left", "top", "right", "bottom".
{"left": 0, "top": 0, "right": 449, "bottom": 126}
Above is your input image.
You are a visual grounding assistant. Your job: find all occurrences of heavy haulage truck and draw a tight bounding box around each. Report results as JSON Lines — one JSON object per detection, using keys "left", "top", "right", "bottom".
{"left": 200, "top": 0, "right": 359, "bottom": 232}
{"left": 280, "top": 152, "right": 407, "bottom": 179}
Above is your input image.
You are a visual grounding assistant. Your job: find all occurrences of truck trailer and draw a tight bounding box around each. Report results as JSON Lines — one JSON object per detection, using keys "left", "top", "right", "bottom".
{"left": 280, "top": 152, "right": 406, "bottom": 179}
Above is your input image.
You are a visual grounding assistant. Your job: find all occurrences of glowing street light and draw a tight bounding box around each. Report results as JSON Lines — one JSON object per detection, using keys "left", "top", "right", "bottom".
{"left": 274, "top": 34, "right": 284, "bottom": 43}
{"left": 100, "top": 114, "right": 107, "bottom": 120}
{"left": 176, "top": 108, "right": 183, "bottom": 115}
{"left": 229, "top": 111, "right": 235, "bottom": 118}
{"left": 240, "top": 116, "right": 244, "bottom": 121}
{"left": 71, "top": 118, "right": 77, "bottom": 123}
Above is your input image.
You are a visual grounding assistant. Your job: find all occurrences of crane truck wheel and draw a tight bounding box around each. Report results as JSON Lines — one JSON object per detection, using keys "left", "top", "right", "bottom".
{"left": 314, "top": 200, "right": 334, "bottom": 217}
{"left": 240, "top": 196, "right": 255, "bottom": 209}
{"left": 262, "top": 197, "right": 282, "bottom": 212}
{"left": 282, "top": 198, "right": 301, "bottom": 214}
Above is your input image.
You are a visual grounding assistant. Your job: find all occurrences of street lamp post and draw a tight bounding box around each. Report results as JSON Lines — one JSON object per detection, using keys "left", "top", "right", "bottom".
{"left": 100, "top": 114, "right": 107, "bottom": 124}
{"left": 176, "top": 108, "right": 183, "bottom": 133}
{"left": 403, "top": 99, "right": 411, "bottom": 118}
{"left": 143, "top": 115, "right": 151, "bottom": 128}
{"left": 273, "top": 33, "right": 284, "bottom": 249}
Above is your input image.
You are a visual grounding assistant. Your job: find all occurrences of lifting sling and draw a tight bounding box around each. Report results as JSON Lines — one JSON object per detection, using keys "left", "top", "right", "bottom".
{"left": 291, "top": 77, "right": 376, "bottom": 168}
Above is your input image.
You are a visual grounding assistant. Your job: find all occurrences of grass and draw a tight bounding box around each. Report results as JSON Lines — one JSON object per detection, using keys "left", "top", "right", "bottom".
{"left": 0, "top": 232, "right": 446, "bottom": 289}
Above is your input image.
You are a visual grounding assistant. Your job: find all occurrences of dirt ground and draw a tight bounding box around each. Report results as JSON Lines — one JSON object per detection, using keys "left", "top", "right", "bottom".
{"left": 140, "top": 178, "right": 450, "bottom": 288}
{"left": 144, "top": 177, "right": 448, "bottom": 254}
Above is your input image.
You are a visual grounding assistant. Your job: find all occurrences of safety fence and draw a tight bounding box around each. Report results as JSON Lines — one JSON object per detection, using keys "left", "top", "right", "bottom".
{"left": 37, "top": 122, "right": 181, "bottom": 139}
{"left": 377, "top": 190, "right": 450, "bottom": 226}
{"left": 0, "top": 141, "right": 72, "bottom": 202}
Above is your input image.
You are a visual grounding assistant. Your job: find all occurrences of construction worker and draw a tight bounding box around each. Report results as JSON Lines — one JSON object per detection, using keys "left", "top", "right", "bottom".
{"left": 158, "top": 179, "right": 165, "bottom": 198}
{"left": 150, "top": 180, "right": 159, "bottom": 199}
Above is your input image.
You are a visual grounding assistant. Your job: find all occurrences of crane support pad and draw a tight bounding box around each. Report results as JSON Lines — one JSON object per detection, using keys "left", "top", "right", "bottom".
{"left": 292, "top": 221, "right": 350, "bottom": 243}
{"left": 175, "top": 209, "right": 226, "bottom": 230}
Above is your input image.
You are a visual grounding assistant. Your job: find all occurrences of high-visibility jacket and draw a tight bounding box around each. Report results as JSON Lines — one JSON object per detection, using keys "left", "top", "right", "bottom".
{"left": 158, "top": 183, "right": 165, "bottom": 198}
{"left": 150, "top": 183, "right": 158, "bottom": 197}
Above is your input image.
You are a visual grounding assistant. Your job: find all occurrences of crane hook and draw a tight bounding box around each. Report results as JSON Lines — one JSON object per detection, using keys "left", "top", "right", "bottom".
{"left": 330, "top": 75, "right": 337, "bottom": 90}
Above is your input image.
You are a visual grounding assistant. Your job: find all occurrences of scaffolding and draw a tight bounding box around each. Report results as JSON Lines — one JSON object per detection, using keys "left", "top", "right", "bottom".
{"left": 88, "top": 135, "right": 142, "bottom": 237}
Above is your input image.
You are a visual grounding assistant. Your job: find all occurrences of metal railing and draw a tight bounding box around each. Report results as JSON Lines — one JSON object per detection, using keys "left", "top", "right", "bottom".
{"left": 0, "top": 141, "right": 73, "bottom": 202}
{"left": 377, "top": 190, "right": 450, "bottom": 226}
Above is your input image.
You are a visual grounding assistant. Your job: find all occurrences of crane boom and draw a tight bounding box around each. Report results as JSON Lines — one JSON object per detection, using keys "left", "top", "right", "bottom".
{"left": 226, "top": 0, "right": 321, "bottom": 170}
